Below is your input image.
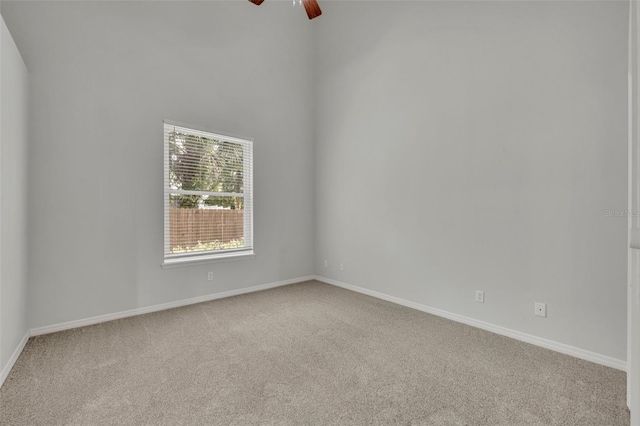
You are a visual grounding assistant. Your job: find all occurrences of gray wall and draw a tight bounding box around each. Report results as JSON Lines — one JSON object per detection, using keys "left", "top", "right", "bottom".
{"left": 0, "top": 15, "right": 29, "bottom": 372}
{"left": 0, "top": 0, "right": 630, "bottom": 363}
{"left": 314, "top": 1, "right": 628, "bottom": 361}
{"left": 1, "top": 1, "right": 316, "bottom": 328}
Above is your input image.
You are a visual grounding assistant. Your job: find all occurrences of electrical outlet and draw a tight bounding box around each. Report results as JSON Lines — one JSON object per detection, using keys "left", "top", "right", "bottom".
{"left": 324, "top": 260, "right": 328, "bottom": 268}
{"left": 535, "top": 302, "right": 546, "bottom": 317}
{"left": 340, "top": 263, "right": 344, "bottom": 271}
{"left": 475, "top": 290, "right": 485, "bottom": 303}
{"left": 207, "top": 272, "right": 214, "bottom": 281}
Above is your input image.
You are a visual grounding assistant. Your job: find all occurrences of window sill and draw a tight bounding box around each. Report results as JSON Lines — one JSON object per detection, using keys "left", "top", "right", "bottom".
{"left": 162, "top": 251, "right": 255, "bottom": 268}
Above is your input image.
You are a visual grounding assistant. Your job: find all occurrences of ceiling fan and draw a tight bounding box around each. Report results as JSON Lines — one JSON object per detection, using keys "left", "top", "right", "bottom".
{"left": 249, "top": 0, "right": 322, "bottom": 20}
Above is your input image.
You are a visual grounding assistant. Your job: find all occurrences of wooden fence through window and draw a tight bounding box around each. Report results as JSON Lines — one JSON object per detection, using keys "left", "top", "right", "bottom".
{"left": 169, "top": 208, "right": 244, "bottom": 249}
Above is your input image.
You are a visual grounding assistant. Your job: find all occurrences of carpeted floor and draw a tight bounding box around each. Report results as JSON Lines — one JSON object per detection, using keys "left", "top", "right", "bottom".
{"left": 0, "top": 280, "right": 630, "bottom": 425}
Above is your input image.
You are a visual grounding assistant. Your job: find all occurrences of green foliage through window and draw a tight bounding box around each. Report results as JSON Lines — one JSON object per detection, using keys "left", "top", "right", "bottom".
{"left": 171, "top": 239, "right": 244, "bottom": 253}
{"left": 169, "top": 130, "right": 244, "bottom": 209}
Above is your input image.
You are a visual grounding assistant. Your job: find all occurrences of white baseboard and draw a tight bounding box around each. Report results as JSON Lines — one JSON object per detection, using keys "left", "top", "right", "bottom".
{"left": 0, "top": 331, "right": 30, "bottom": 388}
{"left": 3, "top": 274, "right": 625, "bottom": 392}
{"left": 1, "top": 275, "right": 314, "bottom": 389}
{"left": 30, "top": 275, "right": 315, "bottom": 336}
{"left": 313, "top": 275, "right": 627, "bottom": 372}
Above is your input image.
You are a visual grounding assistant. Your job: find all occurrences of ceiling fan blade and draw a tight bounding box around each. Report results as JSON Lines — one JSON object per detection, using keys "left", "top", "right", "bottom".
{"left": 249, "top": 0, "right": 265, "bottom": 5}
{"left": 302, "top": 0, "right": 322, "bottom": 19}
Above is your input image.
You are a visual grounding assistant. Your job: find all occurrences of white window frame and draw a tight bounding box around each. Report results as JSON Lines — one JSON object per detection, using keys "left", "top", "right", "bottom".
{"left": 162, "top": 121, "right": 254, "bottom": 267}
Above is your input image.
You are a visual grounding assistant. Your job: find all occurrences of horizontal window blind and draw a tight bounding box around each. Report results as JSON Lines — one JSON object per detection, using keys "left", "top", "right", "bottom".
{"left": 164, "top": 123, "right": 253, "bottom": 261}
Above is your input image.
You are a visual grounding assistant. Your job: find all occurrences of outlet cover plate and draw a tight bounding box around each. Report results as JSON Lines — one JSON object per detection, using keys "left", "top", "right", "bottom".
{"left": 535, "top": 302, "right": 547, "bottom": 317}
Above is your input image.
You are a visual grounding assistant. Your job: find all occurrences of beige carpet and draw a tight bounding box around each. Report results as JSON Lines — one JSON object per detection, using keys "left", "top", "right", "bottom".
{"left": 0, "top": 280, "right": 630, "bottom": 425}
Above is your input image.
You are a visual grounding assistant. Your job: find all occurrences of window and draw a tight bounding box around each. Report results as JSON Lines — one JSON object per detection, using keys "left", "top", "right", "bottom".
{"left": 163, "top": 122, "right": 253, "bottom": 265}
